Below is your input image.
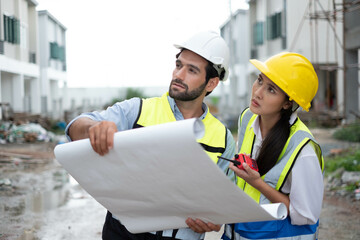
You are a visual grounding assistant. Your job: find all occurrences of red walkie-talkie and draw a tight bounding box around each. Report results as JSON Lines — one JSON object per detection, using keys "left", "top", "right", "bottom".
{"left": 218, "top": 154, "right": 259, "bottom": 172}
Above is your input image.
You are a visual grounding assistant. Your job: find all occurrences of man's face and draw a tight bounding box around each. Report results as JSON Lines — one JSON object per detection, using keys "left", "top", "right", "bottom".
{"left": 169, "top": 50, "right": 208, "bottom": 101}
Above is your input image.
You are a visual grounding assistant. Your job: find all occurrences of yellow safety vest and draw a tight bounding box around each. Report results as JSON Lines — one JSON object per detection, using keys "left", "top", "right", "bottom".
{"left": 237, "top": 108, "right": 324, "bottom": 203}
{"left": 133, "top": 92, "right": 227, "bottom": 163}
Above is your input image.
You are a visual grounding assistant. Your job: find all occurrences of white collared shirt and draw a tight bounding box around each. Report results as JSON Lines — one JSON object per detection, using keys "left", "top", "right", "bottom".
{"left": 249, "top": 112, "right": 324, "bottom": 225}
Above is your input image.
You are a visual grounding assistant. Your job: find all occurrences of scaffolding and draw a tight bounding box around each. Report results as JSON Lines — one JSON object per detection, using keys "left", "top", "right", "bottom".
{"left": 290, "top": 0, "right": 360, "bottom": 121}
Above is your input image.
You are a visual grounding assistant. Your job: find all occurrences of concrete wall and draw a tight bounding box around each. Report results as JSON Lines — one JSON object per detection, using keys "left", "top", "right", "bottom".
{"left": 38, "top": 10, "right": 67, "bottom": 119}
{"left": 0, "top": 0, "right": 41, "bottom": 116}
{"left": 343, "top": 0, "right": 360, "bottom": 121}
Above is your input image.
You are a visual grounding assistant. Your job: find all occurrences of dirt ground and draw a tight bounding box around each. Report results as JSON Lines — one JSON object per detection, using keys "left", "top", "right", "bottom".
{"left": 0, "top": 128, "right": 360, "bottom": 240}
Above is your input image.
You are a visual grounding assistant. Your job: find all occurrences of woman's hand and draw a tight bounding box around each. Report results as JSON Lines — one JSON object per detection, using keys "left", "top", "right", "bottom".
{"left": 185, "top": 218, "right": 221, "bottom": 233}
{"left": 229, "top": 162, "right": 261, "bottom": 188}
{"left": 230, "top": 161, "right": 290, "bottom": 212}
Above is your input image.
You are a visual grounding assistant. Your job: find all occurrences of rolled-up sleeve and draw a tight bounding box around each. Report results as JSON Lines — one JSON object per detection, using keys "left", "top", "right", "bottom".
{"left": 65, "top": 98, "right": 141, "bottom": 141}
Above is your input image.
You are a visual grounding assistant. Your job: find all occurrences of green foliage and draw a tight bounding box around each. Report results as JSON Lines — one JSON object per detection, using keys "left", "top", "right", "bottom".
{"left": 333, "top": 121, "right": 360, "bottom": 142}
{"left": 324, "top": 148, "right": 360, "bottom": 176}
{"left": 345, "top": 182, "right": 358, "bottom": 192}
{"left": 210, "top": 96, "right": 220, "bottom": 105}
{"left": 107, "top": 88, "right": 148, "bottom": 107}
{"left": 125, "top": 88, "right": 147, "bottom": 100}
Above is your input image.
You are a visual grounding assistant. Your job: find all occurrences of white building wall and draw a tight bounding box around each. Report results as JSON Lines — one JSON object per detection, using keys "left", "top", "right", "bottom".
{"left": 18, "top": 0, "right": 28, "bottom": 62}
{"left": 256, "top": 0, "right": 268, "bottom": 59}
{"left": 38, "top": 10, "right": 67, "bottom": 119}
{"left": 266, "top": 0, "right": 283, "bottom": 56}
{"left": 0, "top": 0, "right": 40, "bottom": 115}
{"left": 219, "top": 9, "right": 249, "bottom": 123}
{"left": 28, "top": 2, "right": 38, "bottom": 61}
{"left": 12, "top": 74, "right": 24, "bottom": 112}
{"left": 1, "top": 75, "right": 12, "bottom": 103}
{"left": 24, "top": 76, "right": 40, "bottom": 113}
{"left": 38, "top": 13, "right": 48, "bottom": 68}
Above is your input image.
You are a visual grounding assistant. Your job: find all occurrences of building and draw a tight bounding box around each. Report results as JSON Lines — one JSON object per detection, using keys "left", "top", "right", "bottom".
{"left": 343, "top": 0, "right": 360, "bottom": 120}
{"left": 0, "top": 1, "right": 67, "bottom": 121}
{"left": 0, "top": 0, "right": 40, "bottom": 119}
{"left": 219, "top": 9, "right": 249, "bottom": 127}
{"left": 221, "top": 0, "right": 359, "bottom": 123}
{"left": 38, "top": 10, "right": 67, "bottom": 120}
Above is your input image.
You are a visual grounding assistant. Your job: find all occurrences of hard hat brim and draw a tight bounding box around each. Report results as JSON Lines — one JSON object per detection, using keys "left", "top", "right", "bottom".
{"left": 249, "top": 59, "right": 269, "bottom": 77}
{"left": 249, "top": 59, "right": 281, "bottom": 89}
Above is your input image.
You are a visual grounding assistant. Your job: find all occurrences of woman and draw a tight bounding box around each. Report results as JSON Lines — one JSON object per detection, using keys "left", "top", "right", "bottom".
{"left": 222, "top": 52, "right": 324, "bottom": 240}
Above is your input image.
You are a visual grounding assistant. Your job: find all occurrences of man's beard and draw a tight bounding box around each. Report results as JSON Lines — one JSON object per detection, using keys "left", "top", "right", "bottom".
{"left": 169, "top": 79, "right": 207, "bottom": 101}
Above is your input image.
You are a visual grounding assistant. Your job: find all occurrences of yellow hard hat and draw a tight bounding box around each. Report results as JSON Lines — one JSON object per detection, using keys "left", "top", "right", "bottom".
{"left": 249, "top": 52, "right": 318, "bottom": 111}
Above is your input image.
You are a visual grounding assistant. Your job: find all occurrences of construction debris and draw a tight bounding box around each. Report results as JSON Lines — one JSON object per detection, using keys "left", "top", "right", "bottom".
{"left": 0, "top": 122, "right": 57, "bottom": 144}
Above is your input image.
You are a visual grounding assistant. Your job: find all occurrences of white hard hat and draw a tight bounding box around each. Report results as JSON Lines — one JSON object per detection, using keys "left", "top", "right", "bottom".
{"left": 174, "top": 31, "right": 230, "bottom": 81}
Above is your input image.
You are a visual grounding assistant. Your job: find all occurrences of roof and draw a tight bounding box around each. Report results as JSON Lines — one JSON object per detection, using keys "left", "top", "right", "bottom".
{"left": 38, "top": 10, "right": 67, "bottom": 30}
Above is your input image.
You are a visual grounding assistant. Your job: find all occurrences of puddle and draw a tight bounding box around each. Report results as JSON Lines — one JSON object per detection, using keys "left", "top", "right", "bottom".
{"left": 0, "top": 158, "right": 71, "bottom": 240}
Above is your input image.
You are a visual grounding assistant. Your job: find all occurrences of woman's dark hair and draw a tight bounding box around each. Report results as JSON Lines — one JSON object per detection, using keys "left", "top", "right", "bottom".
{"left": 256, "top": 104, "right": 293, "bottom": 176}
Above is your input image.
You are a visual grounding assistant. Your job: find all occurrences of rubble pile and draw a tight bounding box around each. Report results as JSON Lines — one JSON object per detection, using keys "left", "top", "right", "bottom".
{"left": 0, "top": 121, "right": 64, "bottom": 144}
{"left": 326, "top": 167, "right": 360, "bottom": 201}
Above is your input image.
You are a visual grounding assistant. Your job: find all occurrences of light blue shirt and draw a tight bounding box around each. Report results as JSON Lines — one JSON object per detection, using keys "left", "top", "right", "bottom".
{"left": 65, "top": 95, "right": 236, "bottom": 239}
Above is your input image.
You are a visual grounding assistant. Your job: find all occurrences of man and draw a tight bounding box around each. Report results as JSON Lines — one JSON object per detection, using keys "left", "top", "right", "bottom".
{"left": 66, "top": 31, "right": 235, "bottom": 240}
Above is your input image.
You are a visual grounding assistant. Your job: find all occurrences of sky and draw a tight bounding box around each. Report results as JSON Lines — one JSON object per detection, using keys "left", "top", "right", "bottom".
{"left": 36, "top": 0, "right": 248, "bottom": 88}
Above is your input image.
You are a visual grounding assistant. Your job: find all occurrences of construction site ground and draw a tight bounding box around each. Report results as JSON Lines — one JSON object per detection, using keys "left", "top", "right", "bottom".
{"left": 0, "top": 128, "right": 360, "bottom": 240}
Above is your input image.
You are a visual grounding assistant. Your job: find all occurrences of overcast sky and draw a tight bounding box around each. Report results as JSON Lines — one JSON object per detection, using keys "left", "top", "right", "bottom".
{"left": 36, "top": 0, "right": 248, "bottom": 88}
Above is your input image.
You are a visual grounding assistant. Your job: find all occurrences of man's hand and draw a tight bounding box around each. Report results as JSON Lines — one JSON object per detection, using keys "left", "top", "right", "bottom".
{"left": 88, "top": 121, "right": 117, "bottom": 156}
{"left": 185, "top": 218, "right": 221, "bottom": 233}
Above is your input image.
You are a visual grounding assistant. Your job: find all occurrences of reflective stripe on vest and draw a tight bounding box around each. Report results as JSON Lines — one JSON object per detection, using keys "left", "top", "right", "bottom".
{"left": 133, "top": 92, "right": 227, "bottom": 163}
{"left": 230, "top": 108, "right": 324, "bottom": 239}
{"left": 237, "top": 108, "right": 324, "bottom": 203}
{"left": 237, "top": 108, "right": 256, "bottom": 151}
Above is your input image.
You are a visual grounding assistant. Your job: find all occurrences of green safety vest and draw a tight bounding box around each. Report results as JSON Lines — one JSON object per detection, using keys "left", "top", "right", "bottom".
{"left": 237, "top": 108, "right": 324, "bottom": 203}
{"left": 133, "top": 92, "right": 227, "bottom": 163}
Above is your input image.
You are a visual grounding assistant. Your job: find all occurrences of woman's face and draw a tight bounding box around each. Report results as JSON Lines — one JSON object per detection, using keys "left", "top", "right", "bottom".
{"left": 250, "top": 73, "right": 292, "bottom": 118}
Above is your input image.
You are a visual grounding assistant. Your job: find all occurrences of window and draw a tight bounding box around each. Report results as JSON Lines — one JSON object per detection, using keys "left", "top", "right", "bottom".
{"left": 3, "top": 15, "right": 20, "bottom": 44}
{"left": 253, "top": 22, "right": 264, "bottom": 46}
{"left": 266, "top": 12, "right": 282, "bottom": 40}
{"left": 50, "top": 42, "right": 59, "bottom": 59}
{"left": 50, "top": 42, "right": 66, "bottom": 62}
